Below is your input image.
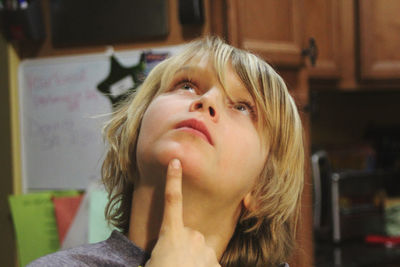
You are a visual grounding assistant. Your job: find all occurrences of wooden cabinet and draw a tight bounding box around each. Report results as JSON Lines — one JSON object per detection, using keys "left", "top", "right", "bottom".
{"left": 358, "top": 0, "right": 400, "bottom": 81}
{"left": 227, "top": 0, "right": 304, "bottom": 68}
{"left": 302, "top": 0, "right": 400, "bottom": 89}
{"left": 227, "top": 0, "right": 341, "bottom": 78}
{"left": 304, "top": 0, "right": 341, "bottom": 79}
{"left": 338, "top": 0, "right": 400, "bottom": 89}
{"left": 337, "top": 0, "right": 400, "bottom": 89}
{"left": 228, "top": 0, "right": 400, "bottom": 90}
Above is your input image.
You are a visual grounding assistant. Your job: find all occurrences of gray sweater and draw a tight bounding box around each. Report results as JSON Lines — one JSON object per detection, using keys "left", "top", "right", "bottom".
{"left": 27, "top": 230, "right": 290, "bottom": 267}
{"left": 27, "top": 231, "right": 149, "bottom": 267}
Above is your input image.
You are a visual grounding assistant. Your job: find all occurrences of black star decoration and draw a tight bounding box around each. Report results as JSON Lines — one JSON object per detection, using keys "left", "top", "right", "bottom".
{"left": 97, "top": 53, "right": 146, "bottom": 109}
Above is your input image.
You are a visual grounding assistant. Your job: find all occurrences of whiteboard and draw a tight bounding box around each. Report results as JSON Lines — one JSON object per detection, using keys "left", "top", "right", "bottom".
{"left": 19, "top": 45, "right": 184, "bottom": 192}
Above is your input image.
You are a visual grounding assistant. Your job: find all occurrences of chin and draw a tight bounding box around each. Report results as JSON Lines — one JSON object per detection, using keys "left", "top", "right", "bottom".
{"left": 154, "top": 141, "right": 210, "bottom": 179}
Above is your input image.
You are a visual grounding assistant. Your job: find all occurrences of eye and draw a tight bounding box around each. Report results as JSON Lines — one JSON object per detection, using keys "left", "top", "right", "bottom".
{"left": 173, "top": 78, "right": 198, "bottom": 93}
{"left": 180, "top": 82, "right": 195, "bottom": 92}
{"left": 233, "top": 101, "right": 256, "bottom": 118}
{"left": 234, "top": 103, "right": 248, "bottom": 112}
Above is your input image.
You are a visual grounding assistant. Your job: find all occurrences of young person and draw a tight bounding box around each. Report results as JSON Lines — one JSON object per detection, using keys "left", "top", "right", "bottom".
{"left": 28, "top": 36, "right": 305, "bottom": 267}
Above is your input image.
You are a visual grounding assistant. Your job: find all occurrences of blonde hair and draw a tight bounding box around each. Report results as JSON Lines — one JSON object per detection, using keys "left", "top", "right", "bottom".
{"left": 102, "top": 36, "right": 304, "bottom": 267}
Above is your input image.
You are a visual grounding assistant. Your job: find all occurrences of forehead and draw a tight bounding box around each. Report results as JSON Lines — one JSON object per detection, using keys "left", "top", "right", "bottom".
{"left": 173, "top": 55, "right": 215, "bottom": 76}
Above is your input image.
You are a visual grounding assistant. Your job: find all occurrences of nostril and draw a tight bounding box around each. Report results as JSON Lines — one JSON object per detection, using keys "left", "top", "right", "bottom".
{"left": 209, "top": 107, "right": 215, "bottom": 117}
{"left": 195, "top": 102, "right": 203, "bottom": 109}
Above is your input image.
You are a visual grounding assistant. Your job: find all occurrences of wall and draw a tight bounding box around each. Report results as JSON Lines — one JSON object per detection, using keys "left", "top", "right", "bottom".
{"left": 311, "top": 90, "right": 400, "bottom": 146}
{"left": 311, "top": 89, "right": 400, "bottom": 170}
{"left": 0, "top": 34, "right": 17, "bottom": 266}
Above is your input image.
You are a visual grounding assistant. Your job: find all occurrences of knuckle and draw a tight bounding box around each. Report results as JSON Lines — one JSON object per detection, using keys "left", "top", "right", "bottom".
{"left": 164, "top": 190, "right": 182, "bottom": 204}
{"left": 190, "top": 230, "right": 205, "bottom": 243}
{"left": 159, "top": 227, "right": 168, "bottom": 235}
{"left": 168, "top": 166, "right": 180, "bottom": 176}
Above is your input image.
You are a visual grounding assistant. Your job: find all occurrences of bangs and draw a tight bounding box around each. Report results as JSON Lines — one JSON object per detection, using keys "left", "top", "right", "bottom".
{"left": 229, "top": 50, "right": 273, "bottom": 142}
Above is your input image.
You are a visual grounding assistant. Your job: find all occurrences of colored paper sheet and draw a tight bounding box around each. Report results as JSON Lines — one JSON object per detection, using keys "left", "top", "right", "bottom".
{"left": 61, "top": 189, "right": 90, "bottom": 250}
{"left": 53, "top": 194, "right": 84, "bottom": 244}
{"left": 8, "top": 191, "right": 79, "bottom": 266}
{"left": 88, "top": 188, "right": 114, "bottom": 243}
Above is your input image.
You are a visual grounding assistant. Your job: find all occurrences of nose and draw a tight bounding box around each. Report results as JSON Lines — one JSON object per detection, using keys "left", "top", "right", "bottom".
{"left": 189, "top": 88, "right": 220, "bottom": 122}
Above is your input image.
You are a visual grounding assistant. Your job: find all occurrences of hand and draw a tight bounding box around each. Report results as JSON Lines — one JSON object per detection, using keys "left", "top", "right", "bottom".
{"left": 145, "top": 159, "right": 221, "bottom": 267}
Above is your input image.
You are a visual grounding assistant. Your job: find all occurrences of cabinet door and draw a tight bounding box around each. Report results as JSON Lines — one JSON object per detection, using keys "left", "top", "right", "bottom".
{"left": 227, "top": 0, "right": 304, "bottom": 68}
{"left": 359, "top": 0, "right": 400, "bottom": 80}
{"left": 304, "top": 0, "right": 341, "bottom": 78}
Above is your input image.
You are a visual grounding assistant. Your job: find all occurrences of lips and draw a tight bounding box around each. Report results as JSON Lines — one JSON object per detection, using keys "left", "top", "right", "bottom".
{"left": 175, "top": 119, "right": 213, "bottom": 145}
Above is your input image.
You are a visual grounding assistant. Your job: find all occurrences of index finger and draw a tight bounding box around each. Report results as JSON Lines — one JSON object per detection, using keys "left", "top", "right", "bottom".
{"left": 161, "top": 158, "right": 184, "bottom": 230}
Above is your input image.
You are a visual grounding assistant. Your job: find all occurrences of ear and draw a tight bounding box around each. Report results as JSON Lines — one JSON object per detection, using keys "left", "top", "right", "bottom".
{"left": 243, "top": 191, "right": 257, "bottom": 212}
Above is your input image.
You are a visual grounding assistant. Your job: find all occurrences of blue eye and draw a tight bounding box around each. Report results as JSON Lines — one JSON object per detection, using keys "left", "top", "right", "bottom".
{"left": 173, "top": 78, "right": 197, "bottom": 93}
{"left": 234, "top": 103, "right": 248, "bottom": 112}
{"left": 233, "top": 101, "right": 256, "bottom": 118}
{"left": 181, "top": 83, "right": 195, "bottom": 91}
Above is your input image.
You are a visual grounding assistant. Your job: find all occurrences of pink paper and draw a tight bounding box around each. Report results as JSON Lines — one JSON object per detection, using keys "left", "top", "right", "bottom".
{"left": 52, "top": 195, "right": 83, "bottom": 244}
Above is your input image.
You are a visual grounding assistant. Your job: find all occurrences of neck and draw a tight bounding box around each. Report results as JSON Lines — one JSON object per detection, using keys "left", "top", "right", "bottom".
{"left": 128, "top": 180, "right": 241, "bottom": 259}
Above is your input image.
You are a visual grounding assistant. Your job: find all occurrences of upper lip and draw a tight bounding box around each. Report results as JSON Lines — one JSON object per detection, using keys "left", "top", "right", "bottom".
{"left": 175, "top": 118, "right": 213, "bottom": 145}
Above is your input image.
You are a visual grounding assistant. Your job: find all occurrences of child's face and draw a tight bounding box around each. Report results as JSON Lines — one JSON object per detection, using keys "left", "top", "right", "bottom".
{"left": 136, "top": 55, "right": 268, "bottom": 210}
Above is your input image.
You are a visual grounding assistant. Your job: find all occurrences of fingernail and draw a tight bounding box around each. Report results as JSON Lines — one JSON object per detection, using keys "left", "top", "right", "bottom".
{"left": 171, "top": 159, "right": 181, "bottom": 169}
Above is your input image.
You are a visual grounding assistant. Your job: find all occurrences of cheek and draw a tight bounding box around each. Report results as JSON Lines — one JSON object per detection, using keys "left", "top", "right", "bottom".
{"left": 218, "top": 125, "right": 267, "bottom": 190}
{"left": 226, "top": 120, "right": 265, "bottom": 162}
{"left": 136, "top": 95, "right": 194, "bottom": 170}
{"left": 136, "top": 99, "right": 170, "bottom": 160}
{"left": 138, "top": 96, "right": 177, "bottom": 140}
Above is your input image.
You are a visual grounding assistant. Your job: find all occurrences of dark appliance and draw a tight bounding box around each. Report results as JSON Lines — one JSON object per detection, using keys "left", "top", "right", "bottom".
{"left": 312, "top": 151, "right": 386, "bottom": 243}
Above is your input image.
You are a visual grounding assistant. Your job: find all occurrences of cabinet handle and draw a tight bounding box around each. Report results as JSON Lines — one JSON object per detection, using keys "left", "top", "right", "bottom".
{"left": 302, "top": 38, "right": 318, "bottom": 66}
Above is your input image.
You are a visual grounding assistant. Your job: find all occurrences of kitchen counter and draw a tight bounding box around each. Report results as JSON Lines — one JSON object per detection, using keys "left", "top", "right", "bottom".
{"left": 315, "top": 240, "right": 400, "bottom": 267}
